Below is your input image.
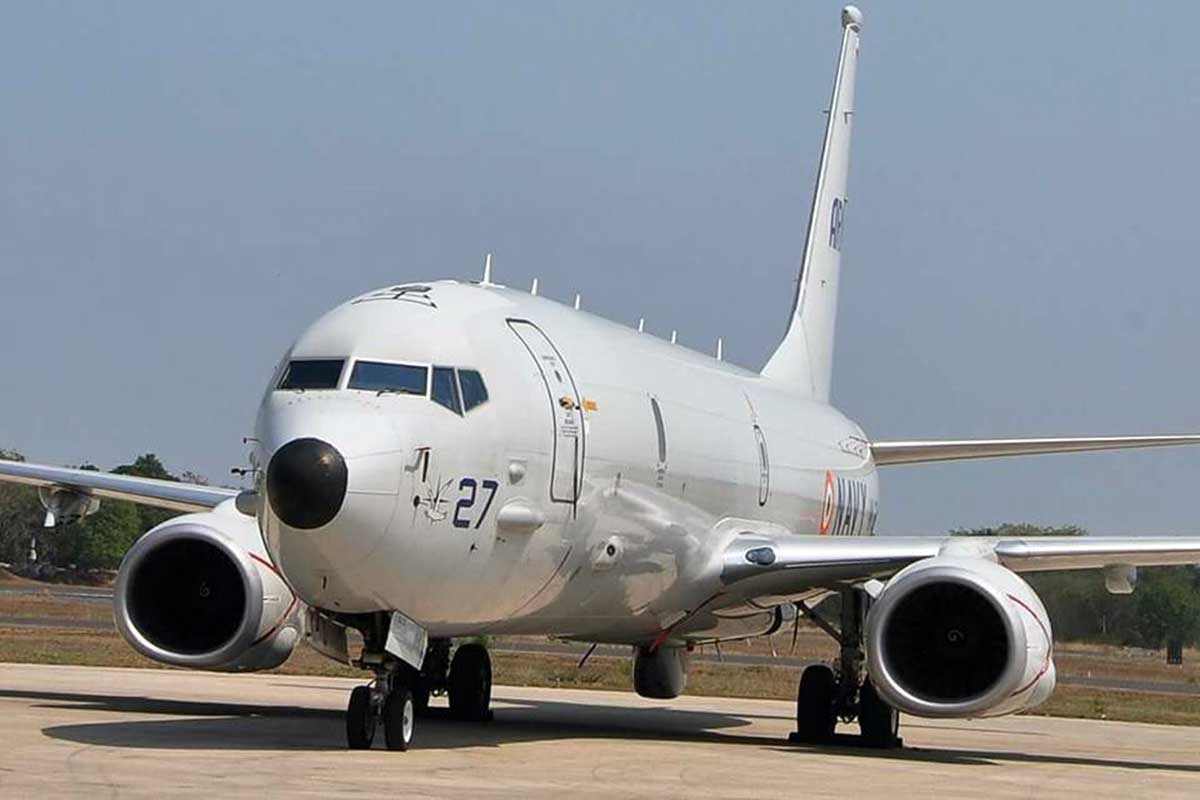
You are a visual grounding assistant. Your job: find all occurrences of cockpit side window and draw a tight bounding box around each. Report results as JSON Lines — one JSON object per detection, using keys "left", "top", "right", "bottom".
{"left": 278, "top": 359, "right": 345, "bottom": 390}
{"left": 458, "top": 369, "right": 489, "bottom": 412}
{"left": 348, "top": 361, "right": 428, "bottom": 395}
{"left": 431, "top": 366, "right": 462, "bottom": 415}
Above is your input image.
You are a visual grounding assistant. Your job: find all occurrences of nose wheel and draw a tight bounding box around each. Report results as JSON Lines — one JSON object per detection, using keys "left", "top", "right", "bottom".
{"left": 383, "top": 686, "right": 415, "bottom": 751}
{"left": 345, "top": 685, "right": 375, "bottom": 749}
{"left": 343, "top": 635, "right": 493, "bottom": 751}
{"left": 345, "top": 676, "right": 416, "bottom": 751}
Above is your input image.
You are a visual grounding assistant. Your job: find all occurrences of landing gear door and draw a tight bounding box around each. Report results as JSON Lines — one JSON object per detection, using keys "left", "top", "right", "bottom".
{"left": 507, "top": 320, "right": 584, "bottom": 506}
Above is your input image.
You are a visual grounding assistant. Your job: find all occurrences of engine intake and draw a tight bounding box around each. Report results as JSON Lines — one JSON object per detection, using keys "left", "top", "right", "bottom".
{"left": 865, "top": 557, "right": 1055, "bottom": 718}
{"left": 114, "top": 504, "right": 300, "bottom": 671}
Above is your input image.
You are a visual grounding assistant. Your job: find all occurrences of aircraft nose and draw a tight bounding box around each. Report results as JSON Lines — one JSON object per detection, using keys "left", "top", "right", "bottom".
{"left": 266, "top": 438, "right": 348, "bottom": 530}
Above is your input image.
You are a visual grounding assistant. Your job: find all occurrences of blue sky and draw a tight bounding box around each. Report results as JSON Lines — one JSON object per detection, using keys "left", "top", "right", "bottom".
{"left": 3, "top": 2, "right": 1199, "bottom": 533}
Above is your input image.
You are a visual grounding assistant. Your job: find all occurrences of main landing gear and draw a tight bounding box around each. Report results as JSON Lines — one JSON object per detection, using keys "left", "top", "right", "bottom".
{"left": 791, "top": 587, "right": 901, "bottom": 749}
{"left": 343, "top": 615, "right": 494, "bottom": 751}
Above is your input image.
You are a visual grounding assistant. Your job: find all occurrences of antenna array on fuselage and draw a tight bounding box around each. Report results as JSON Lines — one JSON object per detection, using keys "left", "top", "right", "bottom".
{"left": 474, "top": 253, "right": 728, "bottom": 364}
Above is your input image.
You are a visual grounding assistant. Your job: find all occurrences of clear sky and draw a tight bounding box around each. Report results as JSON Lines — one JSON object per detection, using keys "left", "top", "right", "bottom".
{"left": 3, "top": 2, "right": 1199, "bottom": 534}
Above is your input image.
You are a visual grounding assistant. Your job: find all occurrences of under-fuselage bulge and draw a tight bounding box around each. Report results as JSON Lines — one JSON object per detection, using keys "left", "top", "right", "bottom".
{"left": 253, "top": 281, "right": 878, "bottom": 644}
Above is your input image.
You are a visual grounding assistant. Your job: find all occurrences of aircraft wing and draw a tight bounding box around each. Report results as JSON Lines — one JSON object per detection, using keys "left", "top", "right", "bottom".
{"left": 871, "top": 434, "right": 1200, "bottom": 466}
{"left": 719, "top": 533, "right": 1200, "bottom": 599}
{"left": 0, "top": 459, "right": 237, "bottom": 513}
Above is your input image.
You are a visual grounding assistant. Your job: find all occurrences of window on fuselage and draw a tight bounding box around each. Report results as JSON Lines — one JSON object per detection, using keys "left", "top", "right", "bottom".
{"left": 348, "top": 361, "right": 428, "bottom": 395}
{"left": 277, "top": 359, "right": 345, "bottom": 390}
{"left": 458, "top": 369, "right": 488, "bottom": 412}
{"left": 431, "top": 366, "right": 462, "bottom": 415}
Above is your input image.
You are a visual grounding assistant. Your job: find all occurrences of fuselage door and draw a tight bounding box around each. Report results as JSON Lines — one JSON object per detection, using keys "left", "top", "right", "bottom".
{"left": 507, "top": 320, "right": 585, "bottom": 506}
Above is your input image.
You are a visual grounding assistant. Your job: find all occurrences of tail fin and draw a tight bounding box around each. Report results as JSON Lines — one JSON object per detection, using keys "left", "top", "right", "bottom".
{"left": 761, "top": 6, "right": 862, "bottom": 401}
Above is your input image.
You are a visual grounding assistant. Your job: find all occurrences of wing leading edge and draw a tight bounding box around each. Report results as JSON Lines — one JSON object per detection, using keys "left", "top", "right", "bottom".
{"left": 0, "top": 459, "right": 237, "bottom": 513}
{"left": 720, "top": 533, "right": 1200, "bottom": 599}
{"left": 871, "top": 434, "right": 1200, "bottom": 466}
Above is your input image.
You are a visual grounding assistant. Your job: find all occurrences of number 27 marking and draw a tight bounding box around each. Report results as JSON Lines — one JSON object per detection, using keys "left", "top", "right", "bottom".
{"left": 453, "top": 478, "right": 499, "bottom": 529}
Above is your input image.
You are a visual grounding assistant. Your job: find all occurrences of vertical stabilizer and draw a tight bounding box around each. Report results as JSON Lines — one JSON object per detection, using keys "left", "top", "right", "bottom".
{"left": 761, "top": 6, "right": 862, "bottom": 401}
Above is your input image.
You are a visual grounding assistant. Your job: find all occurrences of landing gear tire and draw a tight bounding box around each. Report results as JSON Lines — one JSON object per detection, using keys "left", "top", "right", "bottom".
{"left": 794, "top": 664, "right": 837, "bottom": 743}
{"left": 448, "top": 643, "right": 493, "bottom": 721}
{"left": 383, "top": 685, "right": 415, "bottom": 751}
{"left": 346, "top": 685, "right": 375, "bottom": 750}
{"left": 412, "top": 684, "right": 431, "bottom": 717}
{"left": 858, "top": 680, "right": 900, "bottom": 748}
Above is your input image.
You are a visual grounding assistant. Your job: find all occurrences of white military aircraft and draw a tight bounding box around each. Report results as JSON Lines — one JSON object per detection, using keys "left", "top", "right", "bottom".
{"left": 5, "top": 5, "right": 1200, "bottom": 752}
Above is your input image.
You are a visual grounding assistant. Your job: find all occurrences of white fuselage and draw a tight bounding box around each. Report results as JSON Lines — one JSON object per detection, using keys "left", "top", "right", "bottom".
{"left": 254, "top": 280, "right": 878, "bottom": 644}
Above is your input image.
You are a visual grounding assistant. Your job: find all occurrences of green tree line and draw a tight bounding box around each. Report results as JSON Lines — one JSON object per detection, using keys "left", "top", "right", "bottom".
{"left": 953, "top": 523, "right": 1200, "bottom": 649}
{"left": 0, "top": 449, "right": 201, "bottom": 573}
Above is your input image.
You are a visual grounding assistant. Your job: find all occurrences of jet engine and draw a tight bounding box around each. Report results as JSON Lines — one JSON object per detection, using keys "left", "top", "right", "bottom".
{"left": 113, "top": 501, "right": 301, "bottom": 671}
{"left": 865, "top": 556, "right": 1055, "bottom": 718}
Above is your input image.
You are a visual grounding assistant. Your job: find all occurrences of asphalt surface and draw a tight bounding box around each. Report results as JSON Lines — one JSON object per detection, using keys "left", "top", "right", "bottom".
{"left": 2, "top": 663, "right": 1198, "bottom": 798}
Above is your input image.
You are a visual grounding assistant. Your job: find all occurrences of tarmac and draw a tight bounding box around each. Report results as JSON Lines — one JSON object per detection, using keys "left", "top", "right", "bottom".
{"left": 1, "top": 664, "right": 1198, "bottom": 798}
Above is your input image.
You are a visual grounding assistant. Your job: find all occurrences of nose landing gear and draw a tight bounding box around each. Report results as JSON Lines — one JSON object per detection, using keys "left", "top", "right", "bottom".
{"left": 790, "top": 587, "right": 902, "bottom": 749}
{"left": 341, "top": 612, "right": 494, "bottom": 751}
{"left": 345, "top": 668, "right": 416, "bottom": 751}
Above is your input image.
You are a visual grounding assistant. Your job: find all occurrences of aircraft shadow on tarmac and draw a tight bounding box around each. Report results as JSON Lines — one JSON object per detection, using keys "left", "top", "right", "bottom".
{"left": 5, "top": 687, "right": 1197, "bottom": 773}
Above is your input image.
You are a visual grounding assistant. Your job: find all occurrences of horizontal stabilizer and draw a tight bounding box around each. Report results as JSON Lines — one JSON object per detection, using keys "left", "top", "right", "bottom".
{"left": 871, "top": 435, "right": 1200, "bottom": 466}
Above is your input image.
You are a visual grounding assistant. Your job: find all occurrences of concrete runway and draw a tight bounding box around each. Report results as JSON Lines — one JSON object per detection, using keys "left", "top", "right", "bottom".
{"left": 1, "top": 664, "right": 1198, "bottom": 798}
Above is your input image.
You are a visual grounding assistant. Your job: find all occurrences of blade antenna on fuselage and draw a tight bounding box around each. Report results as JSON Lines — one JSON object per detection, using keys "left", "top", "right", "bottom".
{"left": 481, "top": 252, "right": 493, "bottom": 286}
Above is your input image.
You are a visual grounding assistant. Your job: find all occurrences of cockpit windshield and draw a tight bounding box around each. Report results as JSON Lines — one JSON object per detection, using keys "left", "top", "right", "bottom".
{"left": 459, "top": 369, "right": 488, "bottom": 412}
{"left": 431, "top": 367, "right": 462, "bottom": 414}
{"left": 278, "top": 359, "right": 344, "bottom": 390}
{"left": 348, "top": 361, "right": 428, "bottom": 395}
{"left": 287, "top": 356, "right": 488, "bottom": 414}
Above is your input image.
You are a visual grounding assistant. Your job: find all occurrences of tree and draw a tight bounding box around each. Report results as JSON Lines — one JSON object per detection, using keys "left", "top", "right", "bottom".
{"left": 1130, "top": 567, "right": 1200, "bottom": 649}
{"left": 950, "top": 522, "right": 1086, "bottom": 538}
{"left": 57, "top": 498, "right": 142, "bottom": 570}
{"left": 0, "top": 449, "right": 43, "bottom": 567}
{"left": 112, "top": 453, "right": 181, "bottom": 534}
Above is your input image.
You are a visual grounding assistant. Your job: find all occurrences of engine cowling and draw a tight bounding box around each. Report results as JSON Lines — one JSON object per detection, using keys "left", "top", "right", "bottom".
{"left": 865, "top": 556, "right": 1055, "bottom": 718}
{"left": 113, "top": 500, "right": 301, "bottom": 671}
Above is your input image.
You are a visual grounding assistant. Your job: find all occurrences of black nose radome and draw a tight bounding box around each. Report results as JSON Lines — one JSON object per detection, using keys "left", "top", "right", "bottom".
{"left": 266, "top": 438, "right": 347, "bottom": 530}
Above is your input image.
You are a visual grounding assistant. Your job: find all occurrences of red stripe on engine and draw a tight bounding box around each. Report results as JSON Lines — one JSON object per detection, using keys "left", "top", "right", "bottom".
{"left": 1005, "top": 593, "right": 1053, "bottom": 697}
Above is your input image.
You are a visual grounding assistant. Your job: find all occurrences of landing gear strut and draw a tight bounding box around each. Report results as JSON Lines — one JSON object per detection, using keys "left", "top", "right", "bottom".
{"left": 342, "top": 613, "right": 494, "bottom": 751}
{"left": 790, "top": 587, "right": 901, "bottom": 749}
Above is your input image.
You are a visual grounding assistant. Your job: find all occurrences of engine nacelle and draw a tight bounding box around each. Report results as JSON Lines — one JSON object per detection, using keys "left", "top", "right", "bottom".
{"left": 113, "top": 500, "right": 301, "bottom": 672}
{"left": 865, "top": 556, "right": 1055, "bottom": 718}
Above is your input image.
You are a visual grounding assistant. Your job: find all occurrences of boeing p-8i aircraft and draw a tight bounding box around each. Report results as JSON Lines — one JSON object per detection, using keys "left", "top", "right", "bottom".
{"left": 5, "top": 6, "right": 1200, "bottom": 752}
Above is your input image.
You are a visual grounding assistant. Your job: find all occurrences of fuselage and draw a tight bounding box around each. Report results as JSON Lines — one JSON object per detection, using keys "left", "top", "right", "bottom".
{"left": 254, "top": 280, "right": 878, "bottom": 644}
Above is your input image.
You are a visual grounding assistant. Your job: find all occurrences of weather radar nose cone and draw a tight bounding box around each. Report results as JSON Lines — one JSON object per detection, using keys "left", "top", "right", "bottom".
{"left": 842, "top": 5, "right": 864, "bottom": 29}
{"left": 266, "top": 438, "right": 348, "bottom": 530}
